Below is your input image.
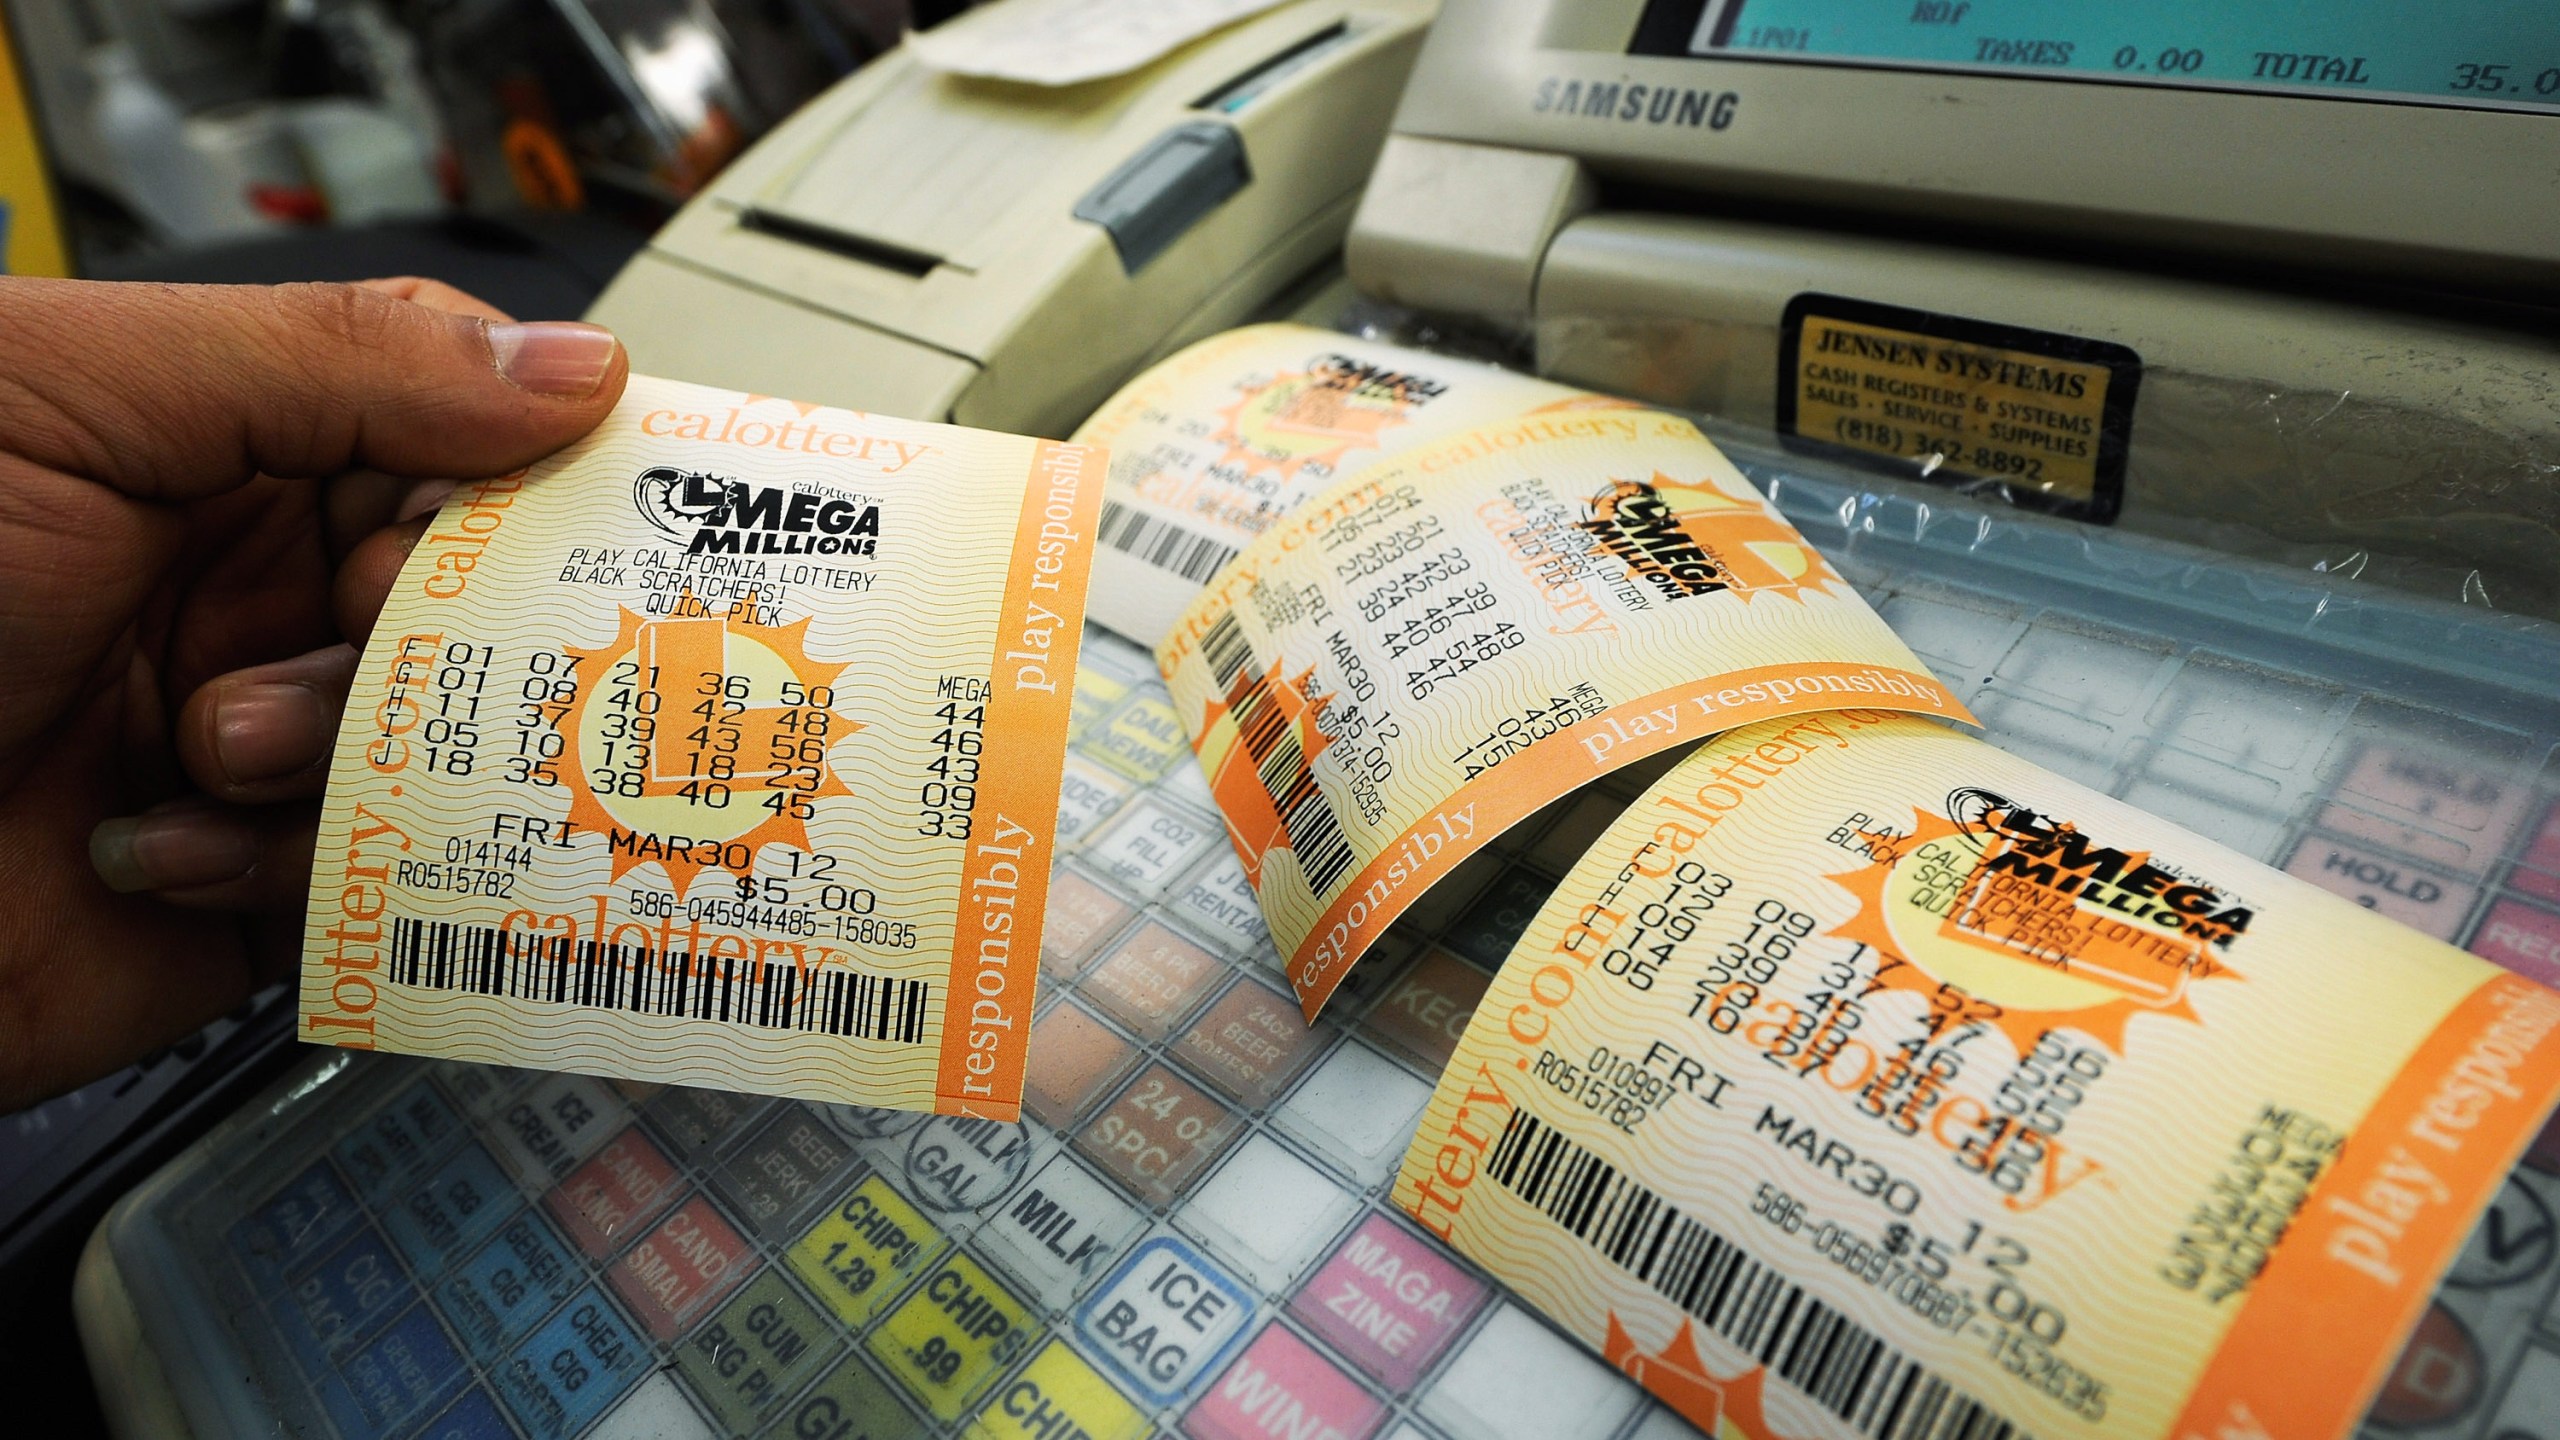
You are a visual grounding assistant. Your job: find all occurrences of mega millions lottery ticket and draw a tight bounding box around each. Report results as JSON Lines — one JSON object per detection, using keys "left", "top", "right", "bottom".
{"left": 300, "top": 375, "right": 1105, "bottom": 1117}
{"left": 1157, "top": 408, "right": 1972, "bottom": 1018}
{"left": 1396, "top": 713, "right": 2560, "bottom": 1440}
{"left": 1072, "top": 324, "right": 1605, "bottom": 644}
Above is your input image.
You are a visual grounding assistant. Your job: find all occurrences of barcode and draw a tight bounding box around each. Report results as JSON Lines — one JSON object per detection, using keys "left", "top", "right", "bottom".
{"left": 387, "top": 917, "right": 929, "bottom": 1043}
{"left": 1200, "top": 612, "right": 1359, "bottom": 894}
{"left": 1099, "top": 498, "right": 1240, "bottom": 584}
{"left": 1489, "top": 1108, "right": 2030, "bottom": 1440}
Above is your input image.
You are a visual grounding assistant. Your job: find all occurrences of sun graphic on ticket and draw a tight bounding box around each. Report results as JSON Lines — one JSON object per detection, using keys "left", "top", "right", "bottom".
{"left": 1605, "top": 1314, "right": 1778, "bottom": 1440}
{"left": 1829, "top": 791, "right": 2254, "bottom": 1054}
{"left": 558, "top": 592, "right": 858, "bottom": 897}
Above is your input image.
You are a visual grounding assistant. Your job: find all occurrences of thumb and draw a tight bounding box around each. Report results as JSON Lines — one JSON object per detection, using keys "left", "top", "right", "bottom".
{"left": 0, "top": 278, "right": 629, "bottom": 501}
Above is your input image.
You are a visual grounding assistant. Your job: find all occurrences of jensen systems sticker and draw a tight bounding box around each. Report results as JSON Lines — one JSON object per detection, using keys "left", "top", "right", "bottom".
{"left": 1778, "top": 294, "right": 2140, "bottom": 522}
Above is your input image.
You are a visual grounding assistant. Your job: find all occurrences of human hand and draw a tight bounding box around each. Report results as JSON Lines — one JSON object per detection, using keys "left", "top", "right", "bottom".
{"left": 0, "top": 275, "right": 628, "bottom": 1108}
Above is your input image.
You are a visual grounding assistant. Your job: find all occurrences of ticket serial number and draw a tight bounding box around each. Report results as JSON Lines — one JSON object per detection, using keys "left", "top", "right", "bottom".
{"left": 626, "top": 887, "right": 920, "bottom": 950}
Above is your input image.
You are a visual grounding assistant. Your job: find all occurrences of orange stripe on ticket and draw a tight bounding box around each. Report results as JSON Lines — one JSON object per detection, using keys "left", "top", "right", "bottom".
{"left": 2172, "top": 972, "right": 2560, "bottom": 1440}
{"left": 934, "top": 438, "right": 1108, "bottom": 1116}
{"left": 1286, "top": 662, "right": 1967, "bottom": 1018}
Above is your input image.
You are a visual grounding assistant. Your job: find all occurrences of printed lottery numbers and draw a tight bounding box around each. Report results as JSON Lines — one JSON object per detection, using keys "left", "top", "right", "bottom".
{"left": 1992, "top": 1033, "right": 2109, "bottom": 1139}
{"left": 417, "top": 641, "right": 494, "bottom": 777}
{"left": 922, "top": 681, "right": 988, "bottom": 838}
{"left": 759, "top": 681, "right": 834, "bottom": 820}
{"left": 1688, "top": 891, "right": 1812, "bottom": 1031}
{"left": 1602, "top": 862, "right": 1735, "bottom": 993}
{"left": 677, "top": 668, "right": 750, "bottom": 811}
{"left": 568, "top": 607, "right": 854, "bottom": 839}
{"left": 361, "top": 635, "right": 494, "bottom": 779}
{"left": 586, "top": 658, "right": 658, "bottom": 800}
{"left": 511, "top": 650, "right": 579, "bottom": 787}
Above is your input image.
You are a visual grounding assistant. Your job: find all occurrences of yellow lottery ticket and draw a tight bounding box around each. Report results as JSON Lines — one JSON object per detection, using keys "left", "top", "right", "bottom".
{"left": 1158, "top": 409, "right": 1971, "bottom": 1018}
{"left": 300, "top": 375, "right": 1106, "bottom": 1117}
{"left": 1395, "top": 713, "right": 2560, "bottom": 1440}
{"left": 1073, "top": 323, "right": 1606, "bottom": 643}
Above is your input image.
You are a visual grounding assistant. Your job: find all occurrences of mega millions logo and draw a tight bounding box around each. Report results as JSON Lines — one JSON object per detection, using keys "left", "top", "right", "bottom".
{"left": 1832, "top": 788, "right": 2255, "bottom": 1054}
{"left": 1210, "top": 353, "right": 1447, "bottom": 480}
{"left": 633, "top": 465, "right": 882, "bottom": 557}
{"left": 1576, "top": 475, "right": 1837, "bottom": 604}
{"left": 558, "top": 593, "right": 857, "bottom": 896}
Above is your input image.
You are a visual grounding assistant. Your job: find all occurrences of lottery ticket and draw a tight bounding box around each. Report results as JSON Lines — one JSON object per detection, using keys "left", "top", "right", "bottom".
{"left": 1073, "top": 324, "right": 1608, "bottom": 644}
{"left": 1158, "top": 408, "right": 1971, "bottom": 1018}
{"left": 300, "top": 375, "right": 1106, "bottom": 1117}
{"left": 1395, "top": 713, "right": 2560, "bottom": 1440}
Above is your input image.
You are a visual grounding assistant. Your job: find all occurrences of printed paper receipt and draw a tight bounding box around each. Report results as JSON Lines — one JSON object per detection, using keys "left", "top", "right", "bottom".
{"left": 300, "top": 375, "right": 1106, "bottom": 1117}
{"left": 907, "top": 0, "right": 1285, "bottom": 86}
{"left": 1396, "top": 715, "right": 2560, "bottom": 1440}
{"left": 1074, "top": 324, "right": 1603, "bottom": 644}
{"left": 1157, "top": 409, "right": 1970, "bottom": 1018}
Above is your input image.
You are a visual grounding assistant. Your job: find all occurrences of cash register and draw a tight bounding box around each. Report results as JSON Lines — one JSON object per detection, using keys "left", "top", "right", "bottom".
{"left": 69, "top": 3, "right": 2560, "bottom": 1438}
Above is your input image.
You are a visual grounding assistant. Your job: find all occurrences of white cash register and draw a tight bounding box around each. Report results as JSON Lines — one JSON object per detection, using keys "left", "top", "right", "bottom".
{"left": 1344, "top": 0, "right": 2560, "bottom": 608}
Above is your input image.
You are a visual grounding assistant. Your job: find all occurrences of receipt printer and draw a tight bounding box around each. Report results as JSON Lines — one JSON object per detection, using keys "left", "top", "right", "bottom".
{"left": 588, "top": 0, "right": 1434, "bottom": 438}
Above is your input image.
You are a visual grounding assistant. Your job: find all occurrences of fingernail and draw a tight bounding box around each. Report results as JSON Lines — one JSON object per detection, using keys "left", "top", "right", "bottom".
{"left": 487, "top": 321, "right": 619, "bottom": 398}
{"left": 91, "top": 809, "right": 259, "bottom": 894}
{"left": 214, "top": 682, "right": 335, "bottom": 786}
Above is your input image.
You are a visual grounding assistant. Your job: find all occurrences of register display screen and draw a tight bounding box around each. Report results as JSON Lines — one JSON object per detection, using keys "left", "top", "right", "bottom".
{"left": 1634, "top": 0, "right": 2560, "bottom": 113}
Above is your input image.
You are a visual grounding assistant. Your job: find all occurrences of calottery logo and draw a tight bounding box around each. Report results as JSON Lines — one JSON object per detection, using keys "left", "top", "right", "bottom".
{"left": 1834, "top": 789, "right": 2255, "bottom": 1053}
{"left": 1577, "top": 475, "right": 1837, "bottom": 604}
{"left": 633, "top": 466, "right": 883, "bottom": 558}
{"left": 555, "top": 593, "right": 856, "bottom": 895}
{"left": 1211, "top": 353, "right": 1447, "bottom": 480}
{"left": 1604, "top": 1315, "right": 1777, "bottom": 1440}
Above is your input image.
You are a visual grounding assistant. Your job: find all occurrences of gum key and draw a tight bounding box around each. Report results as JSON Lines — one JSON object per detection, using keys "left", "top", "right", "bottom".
{"left": 673, "top": 1267, "right": 842, "bottom": 1432}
